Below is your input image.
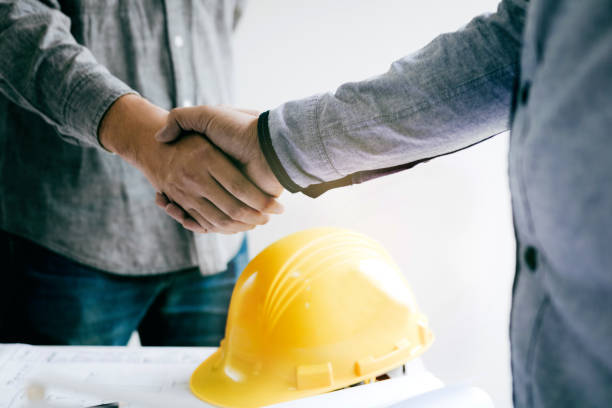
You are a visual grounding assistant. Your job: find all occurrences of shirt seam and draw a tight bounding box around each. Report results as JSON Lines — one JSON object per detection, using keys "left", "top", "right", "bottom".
{"left": 312, "top": 94, "right": 344, "bottom": 178}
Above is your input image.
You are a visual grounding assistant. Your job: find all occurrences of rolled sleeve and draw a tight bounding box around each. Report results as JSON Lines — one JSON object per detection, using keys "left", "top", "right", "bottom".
{"left": 267, "top": 94, "right": 343, "bottom": 188}
{"left": 63, "top": 68, "right": 135, "bottom": 147}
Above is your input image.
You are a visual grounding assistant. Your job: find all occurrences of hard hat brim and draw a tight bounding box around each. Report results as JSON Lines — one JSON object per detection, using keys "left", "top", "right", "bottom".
{"left": 190, "top": 340, "right": 433, "bottom": 408}
{"left": 190, "top": 348, "right": 320, "bottom": 408}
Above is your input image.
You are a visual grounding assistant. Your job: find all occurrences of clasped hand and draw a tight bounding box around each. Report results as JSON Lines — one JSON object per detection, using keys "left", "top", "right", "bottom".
{"left": 100, "top": 95, "right": 283, "bottom": 234}
{"left": 154, "top": 106, "right": 284, "bottom": 233}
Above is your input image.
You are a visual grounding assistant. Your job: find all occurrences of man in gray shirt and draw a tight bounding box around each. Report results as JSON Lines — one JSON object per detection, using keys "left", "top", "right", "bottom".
{"left": 158, "top": 0, "right": 612, "bottom": 406}
{"left": 0, "top": 0, "right": 281, "bottom": 345}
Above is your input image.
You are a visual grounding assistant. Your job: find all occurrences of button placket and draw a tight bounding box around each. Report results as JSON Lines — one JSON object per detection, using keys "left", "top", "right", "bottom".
{"left": 164, "top": 3, "right": 195, "bottom": 109}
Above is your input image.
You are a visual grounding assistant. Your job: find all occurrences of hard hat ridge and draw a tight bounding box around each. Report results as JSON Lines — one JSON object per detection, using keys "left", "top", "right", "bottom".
{"left": 262, "top": 232, "right": 388, "bottom": 335}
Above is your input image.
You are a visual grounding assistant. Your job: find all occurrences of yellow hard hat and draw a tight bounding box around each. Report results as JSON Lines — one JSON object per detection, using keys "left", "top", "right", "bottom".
{"left": 191, "top": 227, "right": 434, "bottom": 408}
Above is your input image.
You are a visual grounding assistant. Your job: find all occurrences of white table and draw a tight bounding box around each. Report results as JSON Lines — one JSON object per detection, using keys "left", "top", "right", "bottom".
{"left": 0, "top": 344, "right": 492, "bottom": 408}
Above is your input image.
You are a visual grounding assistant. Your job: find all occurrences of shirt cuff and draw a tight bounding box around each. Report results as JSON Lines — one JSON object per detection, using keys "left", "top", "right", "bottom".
{"left": 266, "top": 95, "right": 346, "bottom": 188}
{"left": 62, "top": 69, "right": 136, "bottom": 149}
{"left": 258, "top": 110, "right": 354, "bottom": 198}
{"left": 258, "top": 111, "right": 303, "bottom": 193}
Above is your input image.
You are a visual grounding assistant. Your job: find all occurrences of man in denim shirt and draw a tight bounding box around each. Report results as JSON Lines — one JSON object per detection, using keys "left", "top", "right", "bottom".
{"left": 0, "top": 0, "right": 282, "bottom": 346}
{"left": 160, "top": 0, "right": 612, "bottom": 405}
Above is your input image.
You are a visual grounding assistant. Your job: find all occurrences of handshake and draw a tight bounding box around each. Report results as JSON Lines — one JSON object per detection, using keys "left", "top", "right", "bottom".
{"left": 99, "top": 94, "right": 285, "bottom": 235}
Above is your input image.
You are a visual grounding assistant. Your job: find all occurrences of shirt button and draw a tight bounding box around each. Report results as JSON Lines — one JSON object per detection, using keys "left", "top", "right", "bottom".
{"left": 174, "top": 35, "right": 184, "bottom": 48}
{"left": 182, "top": 99, "right": 193, "bottom": 107}
{"left": 520, "top": 81, "right": 531, "bottom": 105}
{"left": 524, "top": 246, "right": 538, "bottom": 272}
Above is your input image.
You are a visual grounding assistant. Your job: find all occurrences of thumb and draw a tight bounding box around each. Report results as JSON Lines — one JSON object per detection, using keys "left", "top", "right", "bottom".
{"left": 155, "top": 106, "right": 212, "bottom": 143}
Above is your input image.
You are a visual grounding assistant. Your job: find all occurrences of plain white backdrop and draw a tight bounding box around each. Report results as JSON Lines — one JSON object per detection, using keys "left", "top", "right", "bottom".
{"left": 233, "top": 1, "right": 515, "bottom": 407}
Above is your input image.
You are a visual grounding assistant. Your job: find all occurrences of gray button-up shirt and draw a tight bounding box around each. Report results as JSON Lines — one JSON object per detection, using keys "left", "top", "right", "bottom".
{"left": 0, "top": 0, "right": 245, "bottom": 275}
{"left": 263, "top": 0, "right": 612, "bottom": 406}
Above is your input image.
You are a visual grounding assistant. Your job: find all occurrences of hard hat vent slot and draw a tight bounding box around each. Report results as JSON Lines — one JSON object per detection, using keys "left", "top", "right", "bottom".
{"left": 296, "top": 362, "right": 333, "bottom": 390}
{"left": 355, "top": 339, "right": 411, "bottom": 376}
{"left": 417, "top": 319, "right": 432, "bottom": 345}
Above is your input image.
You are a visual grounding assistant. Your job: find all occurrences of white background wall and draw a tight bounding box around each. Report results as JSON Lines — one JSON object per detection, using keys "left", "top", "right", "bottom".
{"left": 233, "top": 1, "right": 515, "bottom": 407}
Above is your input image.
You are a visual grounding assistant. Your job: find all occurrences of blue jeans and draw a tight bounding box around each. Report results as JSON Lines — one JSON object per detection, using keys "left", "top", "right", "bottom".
{"left": 0, "top": 231, "right": 247, "bottom": 346}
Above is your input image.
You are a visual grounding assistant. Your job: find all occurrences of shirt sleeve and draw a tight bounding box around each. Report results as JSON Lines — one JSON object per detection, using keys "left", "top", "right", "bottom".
{"left": 0, "top": 0, "right": 136, "bottom": 148}
{"left": 263, "top": 0, "right": 527, "bottom": 197}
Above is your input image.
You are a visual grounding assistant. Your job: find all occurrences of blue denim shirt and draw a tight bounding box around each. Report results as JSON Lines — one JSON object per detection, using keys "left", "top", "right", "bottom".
{"left": 0, "top": 0, "right": 246, "bottom": 275}
{"left": 262, "top": 0, "right": 612, "bottom": 406}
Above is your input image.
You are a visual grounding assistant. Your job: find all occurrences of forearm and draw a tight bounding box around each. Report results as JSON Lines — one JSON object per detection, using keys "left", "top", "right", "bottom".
{"left": 264, "top": 0, "right": 527, "bottom": 194}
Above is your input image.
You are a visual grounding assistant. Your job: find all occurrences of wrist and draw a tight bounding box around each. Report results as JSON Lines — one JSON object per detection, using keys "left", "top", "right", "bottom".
{"left": 98, "top": 94, "right": 168, "bottom": 164}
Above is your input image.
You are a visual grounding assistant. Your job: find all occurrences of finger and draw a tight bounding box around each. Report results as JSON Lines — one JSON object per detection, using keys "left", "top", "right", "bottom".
{"left": 206, "top": 151, "right": 281, "bottom": 217}
{"left": 181, "top": 212, "right": 212, "bottom": 234}
{"left": 164, "top": 202, "right": 188, "bottom": 224}
{"left": 217, "top": 223, "right": 257, "bottom": 235}
{"left": 185, "top": 209, "right": 215, "bottom": 233}
{"left": 155, "top": 192, "right": 171, "bottom": 208}
{"left": 165, "top": 203, "right": 216, "bottom": 235}
{"left": 183, "top": 217, "right": 208, "bottom": 233}
{"left": 205, "top": 173, "right": 272, "bottom": 225}
{"left": 155, "top": 106, "right": 213, "bottom": 143}
{"left": 163, "top": 185, "right": 251, "bottom": 233}
{"left": 155, "top": 119, "right": 183, "bottom": 143}
{"left": 186, "top": 196, "right": 256, "bottom": 233}
{"left": 162, "top": 191, "right": 208, "bottom": 232}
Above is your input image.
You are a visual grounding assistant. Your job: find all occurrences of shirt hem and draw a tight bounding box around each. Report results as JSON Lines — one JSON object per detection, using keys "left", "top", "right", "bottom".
{"left": 1, "top": 226, "right": 199, "bottom": 276}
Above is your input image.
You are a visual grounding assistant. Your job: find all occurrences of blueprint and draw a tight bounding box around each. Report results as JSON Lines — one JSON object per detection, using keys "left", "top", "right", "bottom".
{"left": 0, "top": 344, "right": 213, "bottom": 408}
{"left": 0, "top": 344, "right": 442, "bottom": 408}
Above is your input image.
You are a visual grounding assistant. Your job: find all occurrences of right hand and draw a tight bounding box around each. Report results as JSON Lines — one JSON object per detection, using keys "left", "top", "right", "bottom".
{"left": 156, "top": 105, "right": 283, "bottom": 198}
{"left": 99, "top": 95, "right": 283, "bottom": 234}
